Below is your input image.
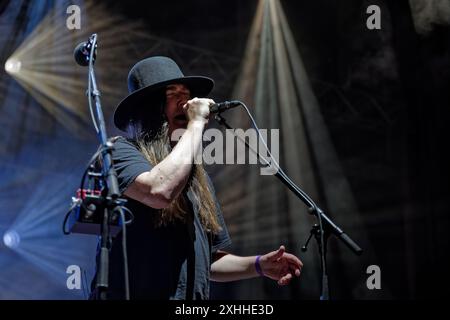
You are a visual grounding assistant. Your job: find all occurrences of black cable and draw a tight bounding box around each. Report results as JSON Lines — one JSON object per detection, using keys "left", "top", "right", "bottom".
{"left": 80, "top": 139, "right": 119, "bottom": 197}
{"left": 65, "top": 145, "right": 105, "bottom": 237}
{"left": 120, "top": 206, "right": 135, "bottom": 225}
{"left": 79, "top": 144, "right": 107, "bottom": 195}
{"left": 64, "top": 145, "right": 103, "bottom": 236}
{"left": 62, "top": 199, "right": 80, "bottom": 235}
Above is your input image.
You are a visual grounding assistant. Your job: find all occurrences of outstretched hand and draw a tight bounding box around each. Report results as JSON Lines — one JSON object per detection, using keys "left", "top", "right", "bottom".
{"left": 259, "top": 245, "right": 303, "bottom": 286}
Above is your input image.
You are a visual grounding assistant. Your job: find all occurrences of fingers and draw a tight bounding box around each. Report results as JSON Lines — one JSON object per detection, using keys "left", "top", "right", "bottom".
{"left": 288, "top": 261, "right": 302, "bottom": 277}
{"left": 262, "top": 246, "right": 303, "bottom": 285}
{"left": 277, "top": 262, "right": 299, "bottom": 285}
{"left": 279, "top": 259, "right": 301, "bottom": 278}
{"left": 183, "top": 98, "right": 212, "bottom": 122}
{"left": 187, "top": 97, "right": 215, "bottom": 104}
{"left": 278, "top": 272, "right": 293, "bottom": 286}
{"left": 206, "top": 99, "right": 216, "bottom": 118}
{"left": 284, "top": 253, "right": 303, "bottom": 268}
{"left": 279, "top": 253, "right": 302, "bottom": 277}
{"left": 269, "top": 245, "right": 286, "bottom": 262}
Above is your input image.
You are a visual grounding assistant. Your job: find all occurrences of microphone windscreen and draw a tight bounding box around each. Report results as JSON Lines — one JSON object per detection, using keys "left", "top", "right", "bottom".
{"left": 74, "top": 42, "right": 89, "bottom": 66}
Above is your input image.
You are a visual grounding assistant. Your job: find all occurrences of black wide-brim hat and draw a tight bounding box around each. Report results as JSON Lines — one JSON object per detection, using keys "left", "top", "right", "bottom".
{"left": 114, "top": 56, "right": 214, "bottom": 131}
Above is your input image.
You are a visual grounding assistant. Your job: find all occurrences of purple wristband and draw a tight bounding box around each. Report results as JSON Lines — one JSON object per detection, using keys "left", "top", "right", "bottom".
{"left": 255, "top": 255, "right": 264, "bottom": 277}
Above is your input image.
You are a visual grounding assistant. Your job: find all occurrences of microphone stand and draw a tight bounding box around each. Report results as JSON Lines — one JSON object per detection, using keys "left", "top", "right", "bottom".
{"left": 83, "top": 34, "right": 124, "bottom": 300}
{"left": 214, "top": 112, "right": 362, "bottom": 300}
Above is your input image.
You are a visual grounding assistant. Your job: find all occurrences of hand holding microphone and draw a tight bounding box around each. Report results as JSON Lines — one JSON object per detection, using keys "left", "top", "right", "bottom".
{"left": 183, "top": 97, "right": 215, "bottom": 125}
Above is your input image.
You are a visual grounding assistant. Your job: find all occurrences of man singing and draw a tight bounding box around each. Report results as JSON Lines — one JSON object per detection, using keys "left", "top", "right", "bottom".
{"left": 90, "top": 56, "right": 303, "bottom": 299}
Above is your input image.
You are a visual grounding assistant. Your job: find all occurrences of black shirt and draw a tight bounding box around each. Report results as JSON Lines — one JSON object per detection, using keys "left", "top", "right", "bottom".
{"left": 91, "top": 136, "right": 231, "bottom": 300}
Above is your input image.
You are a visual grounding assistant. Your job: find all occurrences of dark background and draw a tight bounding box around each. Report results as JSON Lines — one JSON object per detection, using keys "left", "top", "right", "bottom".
{"left": 0, "top": 0, "right": 449, "bottom": 299}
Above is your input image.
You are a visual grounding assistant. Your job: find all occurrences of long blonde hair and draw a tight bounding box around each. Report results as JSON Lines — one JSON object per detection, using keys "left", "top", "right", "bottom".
{"left": 135, "top": 123, "right": 222, "bottom": 234}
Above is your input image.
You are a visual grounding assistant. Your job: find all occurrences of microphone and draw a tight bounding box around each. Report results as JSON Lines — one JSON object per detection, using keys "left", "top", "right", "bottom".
{"left": 210, "top": 100, "right": 241, "bottom": 114}
{"left": 74, "top": 34, "right": 97, "bottom": 66}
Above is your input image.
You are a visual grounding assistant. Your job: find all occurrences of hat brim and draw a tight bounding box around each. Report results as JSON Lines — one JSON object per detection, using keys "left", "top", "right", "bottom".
{"left": 114, "top": 76, "right": 214, "bottom": 131}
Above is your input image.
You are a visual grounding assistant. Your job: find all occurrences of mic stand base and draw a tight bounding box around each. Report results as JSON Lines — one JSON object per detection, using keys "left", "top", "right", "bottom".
{"left": 302, "top": 224, "right": 330, "bottom": 300}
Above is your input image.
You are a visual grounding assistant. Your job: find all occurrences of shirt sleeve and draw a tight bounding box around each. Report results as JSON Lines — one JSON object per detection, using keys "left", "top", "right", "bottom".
{"left": 112, "top": 136, "right": 153, "bottom": 194}
{"left": 206, "top": 174, "right": 232, "bottom": 253}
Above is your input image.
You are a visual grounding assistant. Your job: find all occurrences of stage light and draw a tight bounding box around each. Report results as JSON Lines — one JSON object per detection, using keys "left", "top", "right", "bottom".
{"left": 4, "top": 58, "right": 21, "bottom": 74}
{"left": 2, "top": 172, "right": 98, "bottom": 294}
{"left": 213, "top": 0, "right": 379, "bottom": 299}
{"left": 3, "top": 230, "right": 20, "bottom": 249}
{"left": 3, "top": 0, "right": 149, "bottom": 137}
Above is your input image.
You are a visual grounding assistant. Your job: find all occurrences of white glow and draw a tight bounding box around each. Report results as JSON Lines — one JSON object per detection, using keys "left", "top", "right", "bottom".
{"left": 3, "top": 230, "right": 20, "bottom": 249}
{"left": 4, "top": 58, "right": 22, "bottom": 74}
